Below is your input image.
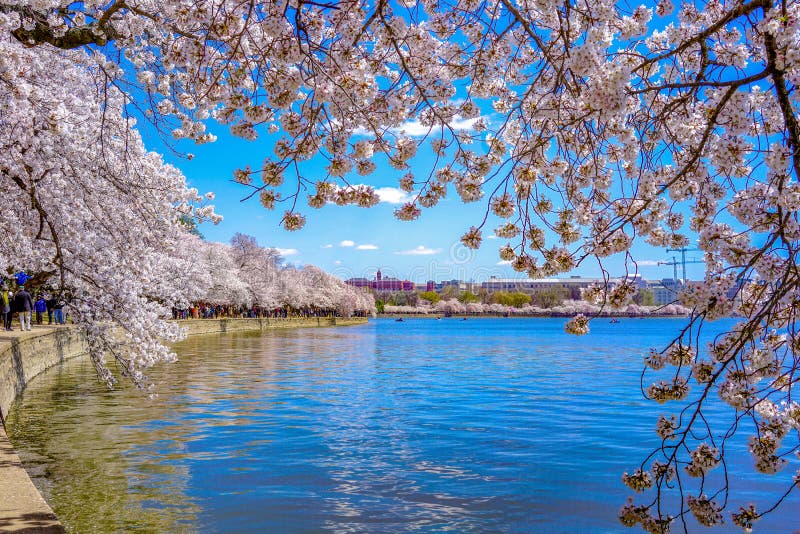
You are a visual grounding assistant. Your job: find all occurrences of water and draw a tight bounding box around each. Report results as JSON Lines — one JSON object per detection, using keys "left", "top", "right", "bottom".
{"left": 6, "top": 318, "right": 798, "bottom": 532}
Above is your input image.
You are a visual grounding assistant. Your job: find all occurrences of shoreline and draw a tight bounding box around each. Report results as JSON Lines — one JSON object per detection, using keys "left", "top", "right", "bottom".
{"left": 0, "top": 317, "right": 367, "bottom": 533}
{"left": 378, "top": 313, "right": 690, "bottom": 319}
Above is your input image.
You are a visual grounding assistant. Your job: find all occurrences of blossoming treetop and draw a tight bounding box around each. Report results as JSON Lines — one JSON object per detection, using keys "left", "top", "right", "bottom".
{"left": 1, "top": 0, "right": 799, "bottom": 530}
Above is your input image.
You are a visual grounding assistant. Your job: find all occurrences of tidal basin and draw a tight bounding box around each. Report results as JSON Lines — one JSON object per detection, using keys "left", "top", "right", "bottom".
{"left": 7, "top": 318, "right": 797, "bottom": 532}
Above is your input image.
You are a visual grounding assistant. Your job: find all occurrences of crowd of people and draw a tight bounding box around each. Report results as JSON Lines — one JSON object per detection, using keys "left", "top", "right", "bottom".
{"left": 1, "top": 273, "right": 67, "bottom": 332}
{"left": 172, "top": 303, "right": 371, "bottom": 320}
{"left": 1, "top": 262, "right": 374, "bottom": 335}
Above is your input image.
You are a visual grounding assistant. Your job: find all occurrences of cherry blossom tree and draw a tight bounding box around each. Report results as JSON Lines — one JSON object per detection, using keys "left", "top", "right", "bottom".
{"left": 229, "top": 232, "right": 282, "bottom": 307}
{"left": 434, "top": 298, "right": 467, "bottom": 315}
{"left": 282, "top": 264, "right": 374, "bottom": 316}
{"left": 2, "top": 0, "right": 799, "bottom": 528}
{"left": 0, "top": 22, "right": 221, "bottom": 390}
{"left": 168, "top": 233, "right": 216, "bottom": 306}
{"left": 195, "top": 240, "right": 252, "bottom": 306}
{"left": 175, "top": 235, "right": 374, "bottom": 315}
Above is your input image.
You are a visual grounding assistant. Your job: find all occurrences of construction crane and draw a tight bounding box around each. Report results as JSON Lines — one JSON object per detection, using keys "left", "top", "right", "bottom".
{"left": 658, "top": 256, "right": 680, "bottom": 283}
{"left": 663, "top": 248, "right": 703, "bottom": 283}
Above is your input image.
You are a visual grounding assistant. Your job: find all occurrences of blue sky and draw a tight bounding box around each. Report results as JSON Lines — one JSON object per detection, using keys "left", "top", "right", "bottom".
{"left": 123, "top": 1, "right": 727, "bottom": 285}
{"left": 142, "top": 116, "right": 706, "bottom": 285}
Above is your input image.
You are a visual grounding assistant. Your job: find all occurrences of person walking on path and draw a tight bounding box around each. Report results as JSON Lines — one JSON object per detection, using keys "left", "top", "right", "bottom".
{"left": 1, "top": 284, "right": 12, "bottom": 331}
{"left": 46, "top": 295, "right": 55, "bottom": 324}
{"left": 34, "top": 295, "right": 47, "bottom": 325}
{"left": 52, "top": 297, "right": 65, "bottom": 325}
{"left": 14, "top": 286, "right": 34, "bottom": 331}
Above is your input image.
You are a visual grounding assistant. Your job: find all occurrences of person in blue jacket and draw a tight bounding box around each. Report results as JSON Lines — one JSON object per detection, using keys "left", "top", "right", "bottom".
{"left": 16, "top": 272, "right": 29, "bottom": 287}
{"left": 34, "top": 294, "right": 47, "bottom": 325}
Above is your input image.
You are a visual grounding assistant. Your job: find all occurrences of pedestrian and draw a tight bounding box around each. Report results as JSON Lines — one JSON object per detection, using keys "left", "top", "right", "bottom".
{"left": 1, "top": 283, "right": 12, "bottom": 331}
{"left": 15, "top": 271, "right": 29, "bottom": 287}
{"left": 46, "top": 295, "right": 56, "bottom": 324}
{"left": 52, "top": 297, "right": 65, "bottom": 325}
{"left": 13, "top": 285, "right": 34, "bottom": 332}
{"left": 34, "top": 294, "right": 47, "bottom": 325}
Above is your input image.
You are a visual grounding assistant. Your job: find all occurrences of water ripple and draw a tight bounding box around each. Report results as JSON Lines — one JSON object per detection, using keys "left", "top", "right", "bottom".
{"left": 6, "top": 319, "right": 797, "bottom": 532}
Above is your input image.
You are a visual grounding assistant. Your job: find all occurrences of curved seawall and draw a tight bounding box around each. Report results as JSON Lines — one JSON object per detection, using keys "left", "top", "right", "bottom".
{"left": 0, "top": 317, "right": 367, "bottom": 532}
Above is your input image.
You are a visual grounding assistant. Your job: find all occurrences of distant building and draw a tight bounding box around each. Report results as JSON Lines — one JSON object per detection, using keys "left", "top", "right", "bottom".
{"left": 345, "top": 269, "right": 414, "bottom": 292}
{"left": 481, "top": 275, "right": 599, "bottom": 295}
{"left": 437, "top": 279, "right": 467, "bottom": 291}
{"left": 618, "top": 273, "right": 648, "bottom": 289}
{"left": 728, "top": 277, "right": 751, "bottom": 301}
{"left": 347, "top": 270, "right": 703, "bottom": 302}
{"left": 648, "top": 278, "right": 680, "bottom": 306}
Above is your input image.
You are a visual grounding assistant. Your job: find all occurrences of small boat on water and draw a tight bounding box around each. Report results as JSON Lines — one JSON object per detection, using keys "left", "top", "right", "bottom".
{"left": 610, "top": 318, "right": 620, "bottom": 324}
{"left": 395, "top": 318, "right": 405, "bottom": 322}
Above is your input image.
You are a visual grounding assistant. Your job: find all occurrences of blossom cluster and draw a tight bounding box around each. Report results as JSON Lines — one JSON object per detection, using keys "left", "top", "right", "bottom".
{"left": 685, "top": 444, "right": 721, "bottom": 477}
{"left": 686, "top": 495, "right": 723, "bottom": 527}
{"left": 564, "top": 314, "right": 590, "bottom": 335}
{"left": 646, "top": 377, "right": 689, "bottom": 403}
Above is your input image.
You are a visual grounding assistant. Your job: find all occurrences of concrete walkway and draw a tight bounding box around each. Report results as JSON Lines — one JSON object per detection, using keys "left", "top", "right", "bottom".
{"left": 0, "top": 426, "right": 64, "bottom": 533}
{"left": 0, "top": 325, "right": 67, "bottom": 533}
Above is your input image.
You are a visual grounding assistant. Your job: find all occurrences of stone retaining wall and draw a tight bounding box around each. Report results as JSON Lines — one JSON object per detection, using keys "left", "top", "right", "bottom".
{"left": 0, "top": 328, "right": 88, "bottom": 421}
{"left": 0, "top": 317, "right": 367, "bottom": 532}
{"left": 179, "top": 316, "right": 367, "bottom": 337}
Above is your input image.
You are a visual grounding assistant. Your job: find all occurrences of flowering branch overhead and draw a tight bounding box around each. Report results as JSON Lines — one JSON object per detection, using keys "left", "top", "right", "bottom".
{"left": 1, "top": 0, "right": 799, "bottom": 529}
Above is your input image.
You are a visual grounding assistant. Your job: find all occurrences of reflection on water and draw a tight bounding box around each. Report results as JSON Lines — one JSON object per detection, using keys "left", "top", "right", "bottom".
{"left": 6, "top": 319, "right": 798, "bottom": 532}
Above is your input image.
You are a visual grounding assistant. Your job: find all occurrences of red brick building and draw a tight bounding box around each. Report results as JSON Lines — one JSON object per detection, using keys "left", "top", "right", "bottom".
{"left": 346, "top": 270, "right": 414, "bottom": 291}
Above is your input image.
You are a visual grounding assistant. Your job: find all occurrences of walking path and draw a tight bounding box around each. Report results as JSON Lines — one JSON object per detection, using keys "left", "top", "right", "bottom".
{"left": 0, "top": 325, "right": 68, "bottom": 533}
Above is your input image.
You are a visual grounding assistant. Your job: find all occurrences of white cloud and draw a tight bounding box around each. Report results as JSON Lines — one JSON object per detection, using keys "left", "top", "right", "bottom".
{"left": 391, "top": 115, "right": 483, "bottom": 138}
{"left": 395, "top": 245, "right": 442, "bottom": 256}
{"left": 486, "top": 234, "right": 498, "bottom": 239}
{"left": 333, "top": 260, "right": 342, "bottom": 265}
{"left": 449, "top": 116, "right": 481, "bottom": 130}
{"left": 374, "top": 187, "right": 413, "bottom": 205}
{"left": 351, "top": 109, "right": 483, "bottom": 138}
{"left": 337, "top": 240, "right": 379, "bottom": 250}
{"left": 497, "top": 260, "right": 512, "bottom": 265}
{"left": 345, "top": 184, "right": 414, "bottom": 205}
{"left": 636, "top": 260, "right": 661, "bottom": 266}
{"left": 275, "top": 248, "right": 299, "bottom": 256}
{"left": 391, "top": 119, "right": 431, "bottom": 137}
{"left": 321, "top": 244, "right": 333, "bottom": 249}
